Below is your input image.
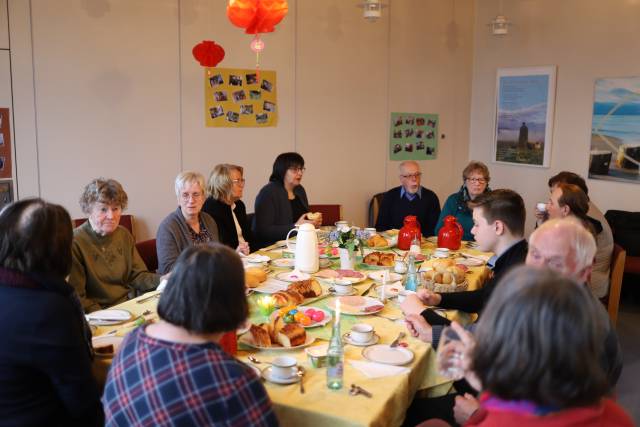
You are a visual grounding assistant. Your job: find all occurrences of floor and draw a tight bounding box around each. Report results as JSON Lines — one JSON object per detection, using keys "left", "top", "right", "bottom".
{"left": 615, "top": 276, "right": 640, "bottom": 424}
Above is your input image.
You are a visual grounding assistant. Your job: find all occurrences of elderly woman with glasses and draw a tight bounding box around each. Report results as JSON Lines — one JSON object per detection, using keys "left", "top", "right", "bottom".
{"left": 435, "top": 161, "right": 491, "bottom": 241}
{"left": 69, "top": 178, "right": 161, "bottom": 312}
{"left": 156, "top": 171, "right": 219, "bottom": 274}
{"left": 253, "top": 152, "right": 322, "bottom": 248}
{"left": 202, "top": 164, "right": 253, "bottom": 255}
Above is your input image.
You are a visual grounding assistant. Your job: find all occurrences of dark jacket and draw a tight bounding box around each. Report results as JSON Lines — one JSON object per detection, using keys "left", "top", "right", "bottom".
{"left": 0, "top": 267, "right": 103, "bottom": 427}
{"left": 202, "top": 197, "right": 254, "bottom": 251}
{"left": 253, "top": 181, "right": 309, "bottom": 248}
{"left": 375, "top": 186, "right": 441, "bottom": 236}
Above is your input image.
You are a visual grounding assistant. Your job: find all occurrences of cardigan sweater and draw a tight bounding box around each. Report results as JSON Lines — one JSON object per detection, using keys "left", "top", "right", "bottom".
{"left": 202, "top": 197, "right": 254, "bottom": 251}
{"left": 156, "top": 207, "right": 219, "bottom": 274}
{"left": 253, "top": 181, "right": 309, "bottom": 248}
{"left": 69, "top": 221, "right": 160, "bottom": 313}
{"left": 375, "top": 186, "right": 441, "bottom": 236}
{"left": 0, "top": 267, "right": 103, "bottom": 426}
{"left": 435, "top": 185, "right": 491, "bottom": 241}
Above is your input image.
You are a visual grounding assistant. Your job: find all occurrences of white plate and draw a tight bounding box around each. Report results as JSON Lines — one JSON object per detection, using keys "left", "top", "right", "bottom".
{"left": 275, "top": 271, "right": 311, "bottom": 282}
{"left": 362, "top": 344, "right": 414, "bottom": 365}
{"left": 92, "top": 335, "right": 124, "bottom": 357}
{"left": 297, "top": 306, "right": 332, "bottom": 328}
{"left": 245, "top": 254, "right": 271, "bottom": 263}
{"left": 239, "top": 334, "right": 316, "bottom": 351}
{"left": 237, "top": 321, "right": 251, "bottom": 335}
{"left": 455, "top": 257, "right": 485, "bottom": 267}
{"left": 374, "top": 283, "right": 405, "bottom": 298}
{"left": 314, "top": 270, "right": 367, "bottom": 284}
{"left": 252, "top": 278, "right": 290, "bottom": 294}
{"left": 367, "top": 271, "right": 403, "bottom": 283}
{"left": 329, "top": 287, "right": 359, "bottom": 296}
{"left": 342, "top": 332, "right": 380, "bottom": 347}
{"left": 272, "top": 258, "right": 296, "bottom": 268}
{"left": 261, "top": 366, "right": 301, "bottom": 384}
{"left": 326, "top": 296, "right": 385, "bottom": 316}
{"left": 86, "top": 309, "right": 133, "bottom": 326}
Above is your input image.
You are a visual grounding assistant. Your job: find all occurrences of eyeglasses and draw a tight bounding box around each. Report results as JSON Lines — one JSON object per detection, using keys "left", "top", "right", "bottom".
{"left": 400, "top": 172, "right": 422, "bottom": 180}
{"left": 180, "top": 192, "right": 203, "bottom": 201}
{"left": 466, "top": 177, "right": 487, "bottom": 184}
{"left": 231, "top": 178, "right": 246, "bottom": 185}
{"left": 289, "top": 167, "right": 306, "bottom": 173}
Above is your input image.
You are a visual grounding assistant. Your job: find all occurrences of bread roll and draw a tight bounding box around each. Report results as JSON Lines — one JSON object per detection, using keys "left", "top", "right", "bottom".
{"left": 441, "top": 272, "right": 453, "bottom": 284}
{"left": 307, "top": 212, "right": 321, "bottom": 220}
{"left": 245, "top": 267, "right": 267, "bottom": 288}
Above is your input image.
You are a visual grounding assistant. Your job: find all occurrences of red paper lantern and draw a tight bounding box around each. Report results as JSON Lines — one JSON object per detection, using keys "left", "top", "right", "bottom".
{"left": 192, "top": 40, "right": 225, "bottom": 67}
{"left": 227, "top": 0, "right": 288, "bottom": 35}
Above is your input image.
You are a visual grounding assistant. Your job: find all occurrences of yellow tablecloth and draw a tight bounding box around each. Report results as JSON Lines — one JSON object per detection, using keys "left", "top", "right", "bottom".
{"left": 93, "top": 240, "right": 490, "bottom": 427}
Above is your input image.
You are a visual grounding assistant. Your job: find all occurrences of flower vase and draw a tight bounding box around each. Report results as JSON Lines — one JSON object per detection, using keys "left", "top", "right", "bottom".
{"left": 338, "top": 247, "right": 356, "bottom": 270}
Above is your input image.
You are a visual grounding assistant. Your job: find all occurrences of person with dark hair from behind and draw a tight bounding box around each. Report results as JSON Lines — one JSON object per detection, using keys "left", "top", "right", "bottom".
{"left": 443, "top": 266, "right": 632, "bottom": 426}
{"left": 537, "top": 171, "right": 613, "bottom": 299}
{"left": 103, "top": 244, "right": 278, "bottom": 427}
{"left": 0, "top": 199, "right": 103, "bottom": 426}
{"left": 253, "top": 152, "right": 322, "bottom": 248}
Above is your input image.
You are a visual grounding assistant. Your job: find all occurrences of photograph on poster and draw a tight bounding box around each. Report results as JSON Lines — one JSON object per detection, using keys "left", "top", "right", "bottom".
{"left": 589, "top": 77, "right": 640, "bottom": 184}
{"left": 493, "top": 66, "right": 556, "bottom": 167}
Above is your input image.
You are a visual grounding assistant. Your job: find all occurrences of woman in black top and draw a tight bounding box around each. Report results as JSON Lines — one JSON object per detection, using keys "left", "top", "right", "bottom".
{"left": 253, "top": 152, "right": 322, "bottom": 248}
{"left": 203, "top": 164, "right": 253, "bottom": 254}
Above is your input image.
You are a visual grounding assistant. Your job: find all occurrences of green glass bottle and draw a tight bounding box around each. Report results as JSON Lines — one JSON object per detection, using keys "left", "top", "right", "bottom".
{"left": 326, "top": 317, "right": 344, "bottom": 390}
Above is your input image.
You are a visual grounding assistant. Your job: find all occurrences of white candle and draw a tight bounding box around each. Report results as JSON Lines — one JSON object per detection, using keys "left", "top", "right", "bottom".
{"left": 381, "top": 276, "right": 386, "bottom": 302}
{"left": 335, "top": 298, "right": 341, "bottom": 325}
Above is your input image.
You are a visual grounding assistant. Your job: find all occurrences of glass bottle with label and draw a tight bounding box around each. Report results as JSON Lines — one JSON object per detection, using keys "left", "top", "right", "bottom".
{"left": 403, "top": 253, "right": 421, "bottom": 292}
{"left": 326, "top": 316, "right": 344, "bottom": 389}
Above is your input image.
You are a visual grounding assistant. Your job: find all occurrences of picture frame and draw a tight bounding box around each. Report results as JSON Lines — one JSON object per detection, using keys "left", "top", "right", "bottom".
{"left": 493, "top": 66, "right": 556, "bottom": 168}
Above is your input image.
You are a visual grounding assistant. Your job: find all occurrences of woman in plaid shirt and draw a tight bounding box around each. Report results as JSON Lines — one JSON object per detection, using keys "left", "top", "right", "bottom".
{"left": 103, "top": 245, "right": 278, "bottom": 427}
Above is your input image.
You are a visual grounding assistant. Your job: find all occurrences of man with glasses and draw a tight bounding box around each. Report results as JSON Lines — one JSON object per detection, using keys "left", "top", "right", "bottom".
{"left": 375, "top": 161, "right": 441, "bottom": 236}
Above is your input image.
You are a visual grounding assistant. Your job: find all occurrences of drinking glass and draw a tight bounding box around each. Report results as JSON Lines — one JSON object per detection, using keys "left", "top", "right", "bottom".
{"left": 436, "top": 326, "right": 465, "bottom": 380}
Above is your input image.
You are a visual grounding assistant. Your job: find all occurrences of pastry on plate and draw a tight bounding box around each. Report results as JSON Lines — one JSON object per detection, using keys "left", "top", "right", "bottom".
{"left": 250, "top": 324, "right": 272, "bottom": 347}
{"left": 288, "top": 279, "right": 322, "bottom": 298}
{"left": 275, "top": 323, "right": 306, "bottom": 347}
{"left": 245, "top": 267, "right": 267, "bottom": 288}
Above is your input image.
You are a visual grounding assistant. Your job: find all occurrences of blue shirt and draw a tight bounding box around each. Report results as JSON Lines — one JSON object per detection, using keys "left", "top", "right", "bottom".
{"left": 400, "top": 187, "right": 422, "bottom": 202}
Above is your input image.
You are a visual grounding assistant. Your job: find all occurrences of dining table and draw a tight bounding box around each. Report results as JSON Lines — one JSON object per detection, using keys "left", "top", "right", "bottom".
{"left": 90, "top": 234, "right": 492, "bottom": 427}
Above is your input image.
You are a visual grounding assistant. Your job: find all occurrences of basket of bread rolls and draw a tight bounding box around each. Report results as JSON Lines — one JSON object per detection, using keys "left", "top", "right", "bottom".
{"left": 421, "top": 258, "right": 468, "bottom": 293}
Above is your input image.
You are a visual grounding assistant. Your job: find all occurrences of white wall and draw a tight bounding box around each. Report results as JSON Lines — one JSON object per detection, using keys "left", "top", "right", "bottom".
{"left": 469, "top": 0, "right": 640, "bottom": 234}
{"left": 8, "top": 0, "right": 475, "bottom": 240}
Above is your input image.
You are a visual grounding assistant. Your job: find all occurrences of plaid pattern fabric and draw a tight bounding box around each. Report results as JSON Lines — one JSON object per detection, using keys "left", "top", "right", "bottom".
{"left": 103, "top": 327, "right": 278, "bottom": 427}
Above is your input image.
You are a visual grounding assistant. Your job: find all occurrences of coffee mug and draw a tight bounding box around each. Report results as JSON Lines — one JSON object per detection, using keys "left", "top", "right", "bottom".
{"left": 350, "top": 323, "right": 374, "bottom": 343}
{"left": 333, "top": 280, "right": 353, "bottom": 295}
{"left": 271, "top": 356, "right": 297, "bottom": 379}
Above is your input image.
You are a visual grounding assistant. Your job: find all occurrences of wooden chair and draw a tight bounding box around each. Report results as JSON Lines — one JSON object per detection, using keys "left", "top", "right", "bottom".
{"left": 135, "top": 238, "right": 158, "bottom": 273}
{"left": 309, "top": 204, "right": 341, "bottom": 226}
{"left": 601, "top": 244, "right": 626, "bottom": 327}
{"left": 367, "top": 192, "right": 385, "bottom": 227}
{"left": 73, "top": 214, "right": 135, "bottom": 239}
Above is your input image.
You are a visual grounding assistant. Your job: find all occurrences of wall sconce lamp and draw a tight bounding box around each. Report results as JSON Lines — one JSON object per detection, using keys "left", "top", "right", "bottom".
{"left": 357, "top": 0, "right": 387, "bottom": 22}
{"left": 489, "top": 14, "right": 511, "bottom": 35}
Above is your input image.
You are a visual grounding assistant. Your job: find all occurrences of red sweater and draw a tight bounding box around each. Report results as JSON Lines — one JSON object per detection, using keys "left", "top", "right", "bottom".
{"left": 466, "top": 394, "right": 633, "bottom": 427}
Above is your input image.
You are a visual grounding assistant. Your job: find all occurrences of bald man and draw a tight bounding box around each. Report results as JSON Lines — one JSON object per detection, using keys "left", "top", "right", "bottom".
{"left": 375, "top": 161, "right": 441, "bottom": 236}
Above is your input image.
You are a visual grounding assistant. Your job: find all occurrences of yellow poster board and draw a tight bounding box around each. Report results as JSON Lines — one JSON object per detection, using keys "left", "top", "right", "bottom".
{"left": 205, "top": 67, "right": 278, "bottom": 127}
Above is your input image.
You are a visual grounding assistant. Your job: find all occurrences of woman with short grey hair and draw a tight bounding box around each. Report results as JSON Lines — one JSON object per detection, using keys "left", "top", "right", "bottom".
{"left": 156, "top": 171, "right": 219, "bottom": 274}
{"left": 202, "top": 164, "right": 253, "bottom": 255}
{"left": 69, "top": 178, "right": 160, "bottom": 312}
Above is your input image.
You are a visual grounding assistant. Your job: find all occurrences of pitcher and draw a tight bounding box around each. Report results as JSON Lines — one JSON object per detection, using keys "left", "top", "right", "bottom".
{"left": 286, "top": 223, "right": 319, "bottom": 273}
{"left": 437, "top": 215, "right": 463, "bottom": 250}
{"left": 398, "top": 216, "right": 422, "bottom": 250}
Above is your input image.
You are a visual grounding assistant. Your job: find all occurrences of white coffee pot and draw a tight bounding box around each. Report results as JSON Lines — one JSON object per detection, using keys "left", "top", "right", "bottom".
{"left": 286, "top": 223, "right": 319, "bottom": 273}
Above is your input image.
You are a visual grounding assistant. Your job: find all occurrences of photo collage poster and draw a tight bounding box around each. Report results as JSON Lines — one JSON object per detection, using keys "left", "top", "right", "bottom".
{"left": 389, "top": 112, "right": 439, "bottom": 160}
{"left": 205, "top": 68, "right": 278, "bottom": 127}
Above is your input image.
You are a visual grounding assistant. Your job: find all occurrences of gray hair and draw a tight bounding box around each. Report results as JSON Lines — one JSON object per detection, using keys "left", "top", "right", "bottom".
{"left": 206, "top": 164, "right": 243, "bottom": 203}
{"left": 398, "top": 160, "right": 420, "bottom": 174}
{"left": 174, "top": 171, "right": 205, "bottom": 197}
{"left": 79, "top": 178, "right": 128, "bottom": 213}
{"left": 530, "top": 218, "right": 596, "bottom": 272}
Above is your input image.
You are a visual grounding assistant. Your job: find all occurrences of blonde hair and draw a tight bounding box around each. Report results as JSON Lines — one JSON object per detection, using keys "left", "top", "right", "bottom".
{"left": 206, "top": 164, "right": 243, "bottom": 203}
{"left": 174, "top": 171, "right": 205, "bottom": 197}
{"left": 530, "top": 218, "right": 596, "bottom": 272}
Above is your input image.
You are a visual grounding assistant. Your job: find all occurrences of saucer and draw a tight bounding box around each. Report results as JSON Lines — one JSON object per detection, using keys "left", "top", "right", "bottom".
{"left": 342, "top": 332, "right": 380, "bottom": 347}
{"left": 261, "top": 366, "right": 301, "bottom": 384}
{"left": 329, "top": 287, "right": 358, "bottom": 296}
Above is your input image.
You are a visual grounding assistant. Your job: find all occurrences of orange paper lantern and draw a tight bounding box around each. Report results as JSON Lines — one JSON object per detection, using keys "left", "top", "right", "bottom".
{"left": 192, "top": 40, "right": 225, "bottom": 67}
{"left": 227, "top": 0, "right": 288, "bottom": 35}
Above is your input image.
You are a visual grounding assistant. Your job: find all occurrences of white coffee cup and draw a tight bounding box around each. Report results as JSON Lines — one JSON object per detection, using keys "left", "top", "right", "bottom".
{"left": 536, "top": 202, "right": 547, "bottom": 212}
{"left": 333, "top": 279, "right": 353, "bottom": 295}
{"left": 350, "top": 323, "right": 374, "bottom": 343}
{"left": 364, "top": 227, "right": 377, "bottom": 236}
{"left": 270, "top": 356, "right": 297, "bottom": 379}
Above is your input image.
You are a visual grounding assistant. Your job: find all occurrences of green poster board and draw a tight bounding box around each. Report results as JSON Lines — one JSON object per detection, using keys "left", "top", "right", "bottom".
{"left": 389, "top": 112, "right": 439, "bottom": 160}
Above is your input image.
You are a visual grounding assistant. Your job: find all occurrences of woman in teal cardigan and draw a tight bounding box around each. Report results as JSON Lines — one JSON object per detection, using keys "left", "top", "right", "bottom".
{"left": 435, "top": 161, "right": 491, "bottom": 241}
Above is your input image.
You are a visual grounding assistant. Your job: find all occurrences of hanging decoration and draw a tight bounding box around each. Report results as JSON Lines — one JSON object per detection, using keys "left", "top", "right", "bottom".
{"left": 226, "top": 0, "right": 288, "bottom": 78}
{"left": 192, "top": 40, "right": 226, "bottom": 74}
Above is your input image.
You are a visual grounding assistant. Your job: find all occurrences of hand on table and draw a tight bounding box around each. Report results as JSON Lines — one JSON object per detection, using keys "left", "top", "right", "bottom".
{"left": 416, "top": 288, "right": 441, "bottom": 306}
{"left": 405, "top": 313, "right": 432, "bottom": 342}
{"left": 400, "top": 294, "right": 428, "bottom": 316}
{"left": 454, "top": 393, "right": 480, "bottom": 425}
{"left": 236, "top": 241, "right": 250, "bottom": 256}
